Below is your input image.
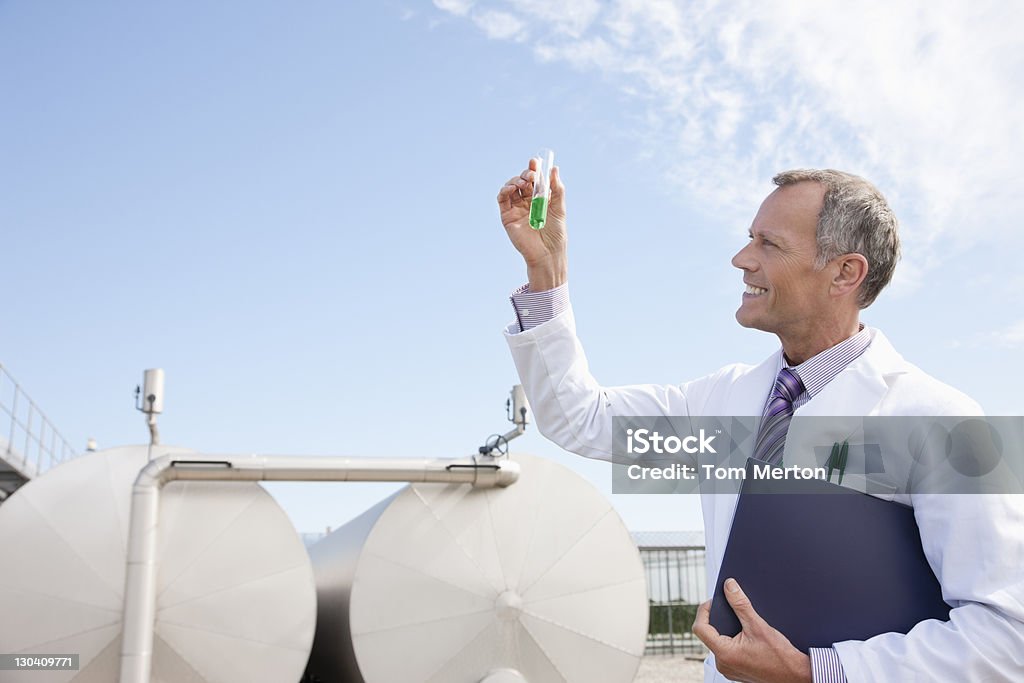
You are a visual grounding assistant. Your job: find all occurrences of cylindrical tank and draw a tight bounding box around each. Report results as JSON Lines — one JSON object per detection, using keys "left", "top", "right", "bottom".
{"left": 0, "top": 445, "right": 316, "bottom": 683}
{"left": 305, "top": 453, "right": 648, "bottom": 683}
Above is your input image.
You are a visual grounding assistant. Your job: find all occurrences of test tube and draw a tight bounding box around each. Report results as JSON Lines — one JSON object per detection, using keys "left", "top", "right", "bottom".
{"left": 529, "top": 148, "right": 555, "bottom": 230}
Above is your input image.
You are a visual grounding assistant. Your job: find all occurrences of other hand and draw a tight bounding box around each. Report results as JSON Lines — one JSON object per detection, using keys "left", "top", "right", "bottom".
{"left": 692, "top": 578, "right": 813, "bottom": 683}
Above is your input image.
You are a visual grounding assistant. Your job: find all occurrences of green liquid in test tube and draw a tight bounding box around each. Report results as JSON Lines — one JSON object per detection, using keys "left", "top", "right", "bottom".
{"left": 529, "top": 148, "right": 554, "bottom": 230}
{"left": 529, "top": 195, "right": 548, "bottom": 230}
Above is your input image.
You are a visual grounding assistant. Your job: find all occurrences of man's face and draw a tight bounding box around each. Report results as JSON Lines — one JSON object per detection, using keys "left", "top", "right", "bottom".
{"left": 731, "top": 182, "right": 834, "bottom": 340}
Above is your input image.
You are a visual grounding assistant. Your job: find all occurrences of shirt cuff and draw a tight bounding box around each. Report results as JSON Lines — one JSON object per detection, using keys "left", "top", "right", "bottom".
{"left": 809, "top": 647, "right": 847, "bottom": 683}
{"left": 508, "top": 282, "right": 569, "bottom": 332}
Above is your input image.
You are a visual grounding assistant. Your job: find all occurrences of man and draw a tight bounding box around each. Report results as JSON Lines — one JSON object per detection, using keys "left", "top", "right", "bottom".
{"left": 497, "top": 160, "right": 1024, "bottom": 682}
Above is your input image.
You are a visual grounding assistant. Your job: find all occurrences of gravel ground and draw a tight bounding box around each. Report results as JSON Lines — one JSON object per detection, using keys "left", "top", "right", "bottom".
{"left": 635, "top": 655, "right": 707, "bottom": 682}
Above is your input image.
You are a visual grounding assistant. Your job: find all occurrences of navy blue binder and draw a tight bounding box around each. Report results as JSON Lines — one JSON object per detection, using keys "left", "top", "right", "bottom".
{"left": 708, "top": 458, "right": 951, "bottom": 653}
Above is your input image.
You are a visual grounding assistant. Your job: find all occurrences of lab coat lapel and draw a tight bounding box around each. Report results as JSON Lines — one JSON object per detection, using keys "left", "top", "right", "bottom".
{"left": 784, "top": 328, "right": 912, "bottom": 480}
{"left": 703, "top": 348, "right": 782, "bottom": 587}
{"left": 720, "top": 349, "right": 782, "bottom": 416}
{"left": 700, "top": 349, "right": 779, "bottom": 496}
{"left": 795, "top": 327, "right": 910, "bottom": 418}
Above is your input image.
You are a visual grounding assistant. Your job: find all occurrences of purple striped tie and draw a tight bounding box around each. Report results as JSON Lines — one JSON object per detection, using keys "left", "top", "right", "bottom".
{"left": 752, "top": 367, "right": 806, "bottom": 465}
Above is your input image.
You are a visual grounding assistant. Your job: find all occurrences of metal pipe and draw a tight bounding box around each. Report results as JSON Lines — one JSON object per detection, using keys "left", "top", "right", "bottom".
{"left": 480, "top": 422, "right": 525, "bottom": 455}
{"left": 146, "top": 414, "right": 159, "bottom": 446}
{"left": 118, "top": 453, "right": 520, "bottom": 683}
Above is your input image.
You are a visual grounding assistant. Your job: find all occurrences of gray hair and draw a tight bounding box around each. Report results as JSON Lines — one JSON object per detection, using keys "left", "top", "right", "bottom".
{"left": 773, "top": 169, "right": 900, "bottom": 308}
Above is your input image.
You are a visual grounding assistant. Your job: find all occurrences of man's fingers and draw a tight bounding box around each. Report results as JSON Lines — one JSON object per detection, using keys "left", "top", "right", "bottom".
{"left": 692, "top": 600, "right": 728, "bottom": 652}
{"left": 505, "top": 173, "right": 533, "bottom": 193}
{"left": 693, "top": 600, "right": 713, "bottom": 629}
{"left": 724, "top": 578, "right": 762, "bottom": 632}
{"left": 497, "top": 173, "right": 532, "bottom": 208}
{"left": 513, "top": 169, "right": 536, "bottom": 197}
{"left": 549, "top": 165, "right": 566, "bottom": 217}
{"left": 497, "top": 159, "right": 557, "bottom": 214}
{"left": 496, "top": 183, "right": 518, "bottom": 209}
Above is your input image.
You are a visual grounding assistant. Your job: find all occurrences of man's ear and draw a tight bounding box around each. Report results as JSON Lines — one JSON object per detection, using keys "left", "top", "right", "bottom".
{"left": 831, "top": 253, "right": 869, "bottom": 298}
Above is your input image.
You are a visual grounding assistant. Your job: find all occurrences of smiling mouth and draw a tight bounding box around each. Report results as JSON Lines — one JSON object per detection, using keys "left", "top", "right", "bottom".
{"left": 744, "top": 284, "right": 768, "bottom": 296}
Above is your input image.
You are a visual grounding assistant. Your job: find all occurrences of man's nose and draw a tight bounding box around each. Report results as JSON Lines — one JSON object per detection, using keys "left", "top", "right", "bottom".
{"left": 731, "top": 242, "right": 756, "bottom": 271}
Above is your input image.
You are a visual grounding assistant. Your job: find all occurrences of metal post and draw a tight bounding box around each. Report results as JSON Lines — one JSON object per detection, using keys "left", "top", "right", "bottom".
{"left": 7, "top": 385, "right": 17, "bottom": 457}
{"left": 47, "top": 424, "right": 57, "bottom": 470}
{"left": 24, "top": 403, "right": 34, "bottom": 470}
{"left": 664, "top": 549, "right": 673, "bottom": 654}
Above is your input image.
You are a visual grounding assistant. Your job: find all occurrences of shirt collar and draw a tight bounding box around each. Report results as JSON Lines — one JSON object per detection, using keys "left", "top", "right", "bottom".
{"left": 781, "top": 323, "right": 871, "bottom": 399}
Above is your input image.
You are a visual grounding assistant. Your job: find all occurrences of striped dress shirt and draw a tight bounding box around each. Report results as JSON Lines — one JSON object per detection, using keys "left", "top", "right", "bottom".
{"left": 510, "top": 282, "right": 873, "bottom": 683}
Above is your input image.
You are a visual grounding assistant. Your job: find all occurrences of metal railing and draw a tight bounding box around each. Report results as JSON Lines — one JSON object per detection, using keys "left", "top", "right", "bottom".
{"left": 0, "top": 363, "right": 78, "bottom": 478}
{"left": 635, "top": 535, "right": 708, "bottom": 657}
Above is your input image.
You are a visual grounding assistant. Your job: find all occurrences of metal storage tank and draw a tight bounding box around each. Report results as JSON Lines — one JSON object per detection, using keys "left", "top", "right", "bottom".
{"left": 306, "top": 453, "right": 648, "bottom": 683}
{"left": 0, "top": 445, "right": 316, "bottom": 682}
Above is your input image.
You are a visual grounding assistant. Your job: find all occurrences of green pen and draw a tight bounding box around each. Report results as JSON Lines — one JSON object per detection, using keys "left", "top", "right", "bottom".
{"left": 529, "top": 148, "right": 554, "bottom": 230}
{"left": 838, "top": 440, "right": 849, "bottom": 485}
{"left": 827, "top": 442, "right": 841, "bottom": 482}
{"left": 826, "top": 441, "right": 850, "bottom": 484}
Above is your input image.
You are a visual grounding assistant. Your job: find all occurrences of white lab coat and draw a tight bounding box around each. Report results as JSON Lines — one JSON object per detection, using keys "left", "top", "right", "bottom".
{"left": 505, "top": 306, "right": 1024, "bottom": 682}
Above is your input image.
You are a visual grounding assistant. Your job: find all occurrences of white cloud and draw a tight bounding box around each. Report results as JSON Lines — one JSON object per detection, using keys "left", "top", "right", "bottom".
{"left": 992, "top": 320, "right": 1024, "bottom": 348}
{"left": 430, "top": 0, "right": 1024, "bottom": 288}
{"left": 432, "top": 0, "right": 474, "bottom": 17}
{"left": 472, "top": 10, "right": 527, "bottom": 42}
{"left": 950, "top": 319, "right": 1024, "bottom": 350}
{"left": 509, "top": 0, "right": 601, "bottom": 38}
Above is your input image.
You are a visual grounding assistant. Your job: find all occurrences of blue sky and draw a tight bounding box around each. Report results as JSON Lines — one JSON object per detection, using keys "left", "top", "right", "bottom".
{"left": 2, "top": 0, "right": 1021, "bottom": 534}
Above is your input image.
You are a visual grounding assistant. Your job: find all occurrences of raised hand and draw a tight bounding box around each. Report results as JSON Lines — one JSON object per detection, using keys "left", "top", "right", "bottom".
{"left": 497, "top": 157, "right": 568, "bottom": 291}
